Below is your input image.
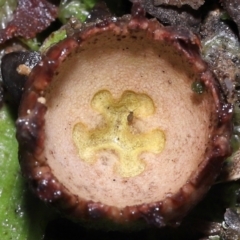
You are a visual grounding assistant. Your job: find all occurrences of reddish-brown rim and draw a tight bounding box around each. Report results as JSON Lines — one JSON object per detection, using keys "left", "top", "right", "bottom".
{"left": 16, "top": 14, "right": 233, "bottom": 228}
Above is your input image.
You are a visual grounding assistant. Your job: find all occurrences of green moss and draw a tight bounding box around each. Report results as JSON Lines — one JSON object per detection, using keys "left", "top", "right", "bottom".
{"left": 0, "top": 105, "right": 29, "bottom": 239}
{"left": 58, "top": 0, "right": 98, "bottom": 23}
{"left": 39, "top": 29, "right": 67, "bottom": 53}
{"left": 0, "top": 105, "right": 56, "bottom": 239}
{"left": 20, "top": 38, "right": 41, "bottom": 51}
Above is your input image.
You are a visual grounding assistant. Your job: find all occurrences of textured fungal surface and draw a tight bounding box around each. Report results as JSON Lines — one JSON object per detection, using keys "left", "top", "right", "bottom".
{"left": 16, "top": 13, "right": 232, "bottom": 228}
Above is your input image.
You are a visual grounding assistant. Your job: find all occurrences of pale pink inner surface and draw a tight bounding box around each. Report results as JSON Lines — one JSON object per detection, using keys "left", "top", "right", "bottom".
{"left": 44, "top": 31, "right": 215, "bottom": 208}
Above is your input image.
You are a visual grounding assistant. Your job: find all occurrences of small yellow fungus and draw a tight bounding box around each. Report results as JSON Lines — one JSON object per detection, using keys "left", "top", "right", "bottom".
{"left": 73, "top": 90, "right": 165, "bottom": 178}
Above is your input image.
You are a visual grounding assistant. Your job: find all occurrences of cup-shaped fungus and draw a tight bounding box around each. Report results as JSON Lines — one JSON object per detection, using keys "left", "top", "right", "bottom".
{"left": 16, "top": 14, "right": 232, "bottom": 228}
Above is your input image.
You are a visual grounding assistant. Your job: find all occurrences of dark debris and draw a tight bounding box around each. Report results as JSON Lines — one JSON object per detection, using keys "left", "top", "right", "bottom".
{"left": 220, "top": 0, "right": 240, "bottom": 37}
{"left": 0, "top": 0, "right": 58, "bottom": 44}
{"left": 200, "top": 7, "right": 240, "bottom": 103}
{"left": 143, "top": 0, "right": 202, "bottom": 34}
{"left": 86, "top": 2, "right": 113, "bottom": 23}
{"left": 153, "top": 0, "right": 204, "bottom": 10}
{"left": 222, "top": 208, "right": 240, "bottom": 240}
{"left": 1, "top": 51, "right": 41, "bottom": 106}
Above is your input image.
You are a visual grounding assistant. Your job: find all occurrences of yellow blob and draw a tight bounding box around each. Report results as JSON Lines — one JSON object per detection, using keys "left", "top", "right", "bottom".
{"left": 72, "top": 90, "right": 165, "bottom": 178}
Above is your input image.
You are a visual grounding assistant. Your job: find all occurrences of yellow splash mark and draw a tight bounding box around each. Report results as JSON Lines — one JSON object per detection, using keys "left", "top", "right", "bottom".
{"left": 72, "top": 90, "right": 165, "bottom": 177}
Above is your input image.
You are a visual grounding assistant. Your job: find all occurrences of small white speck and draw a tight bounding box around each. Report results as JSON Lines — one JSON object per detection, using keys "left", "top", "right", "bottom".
{"left": 27, "top": 109, "right": 31, "bottom": 114}
{"left": 37, "top": 97, "right": 46, "bottom": 104}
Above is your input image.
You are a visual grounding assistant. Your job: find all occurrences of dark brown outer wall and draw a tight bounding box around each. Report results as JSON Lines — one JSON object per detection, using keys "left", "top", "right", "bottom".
{"left": 16, "top": 15, "right": 233, "bottom": 228}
